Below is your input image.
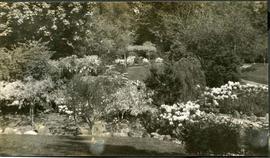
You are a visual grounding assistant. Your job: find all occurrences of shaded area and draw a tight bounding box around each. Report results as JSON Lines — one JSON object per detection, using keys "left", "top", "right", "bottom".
{"left": 0, "top": 134, "right": 184, "bottom": 156}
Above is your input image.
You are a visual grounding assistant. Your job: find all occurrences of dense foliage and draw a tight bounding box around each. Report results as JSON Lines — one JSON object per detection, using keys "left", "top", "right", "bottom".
{"left": 145, "top": 57, "right": 205, "bottom": 105}
{"left": 0, "top": 2, "right": 267, "bottom": 156}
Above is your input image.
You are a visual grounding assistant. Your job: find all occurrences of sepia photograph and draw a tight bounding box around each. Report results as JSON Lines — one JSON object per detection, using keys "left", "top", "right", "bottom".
{"left": 0, "top": 1, "right": 268, "bottom": 156}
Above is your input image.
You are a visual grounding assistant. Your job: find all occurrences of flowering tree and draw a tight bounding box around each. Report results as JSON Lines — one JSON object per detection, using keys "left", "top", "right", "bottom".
{"left": 0, "top": 77, "right": 54, "bottom": 126}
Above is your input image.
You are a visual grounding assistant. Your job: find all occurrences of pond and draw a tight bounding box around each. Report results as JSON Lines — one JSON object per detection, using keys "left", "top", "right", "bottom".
{"left": 0, "top": 134, "right": 184, "bottom": 156}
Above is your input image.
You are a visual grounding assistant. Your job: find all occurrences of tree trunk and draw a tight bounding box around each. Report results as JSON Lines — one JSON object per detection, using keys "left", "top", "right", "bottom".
{"left": 124, "top": 52, "right": 127, "bottom": 68}
{"left": 30, "top": 104, "right": 34, "bottom": 126}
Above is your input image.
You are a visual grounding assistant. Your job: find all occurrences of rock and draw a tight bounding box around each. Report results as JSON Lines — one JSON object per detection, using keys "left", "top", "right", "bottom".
{"left": 79, "top": 127, "right": 90, "bottom": 136}
{"left": 163, "top": 135, "right": 172, "bottom": 141}
{"left": 112, "top": 132, "right": 128, "bottom": 137}
{"left": 3, "top": 127, "right": 16, "bottom": 134}
{"left": 241, "top": 114, "right": 248, "bottom": 119}
{"left": 128, "top": 131, "right": 143, "bottom": 138}
{"left": 150, "top": 132, "right": 159, "bottom": 137}
{"left": 36, "top": 125, "right": 51, "bottom": 135}
{"left": 19, "top": 125, "right": 32, "bottom": 133}
{"left": 232, "top": 111, "right": 240, "bottom": 119}
{"left": 142, "top": 132, "right": 151, "bottom": 138}
{"left": 15, "top": 130, "right": 22, "bottom": 135}
{"left": 250, "top": 114, "right": 257, "bottom": 122}
{"left": 172, "top": 139, "right": 182, "bottom": 145}
{"left": 24, "top": 130, "right": 38, "bottom": 135}
{"left": 100, "top": 132, "right": 111, "bottom": 137}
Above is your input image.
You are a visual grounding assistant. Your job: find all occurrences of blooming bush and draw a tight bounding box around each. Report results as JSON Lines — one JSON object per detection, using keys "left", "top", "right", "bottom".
{"left": 48, "top": 55, "right": 103, "bottom": 79}
{"left": 201, "top": 81, "right": 268, "bottom": 116}
{"left": 0, "top": 77, "right": 54, "bottom": 125}
{"left": 160, "top": 101, "right": 202, "bottom": 127}
{"left": 107, "top": 80, "right": 157, "bottom": 119}
{"left": 114, "top": 59, "right": 125, "bottom": 65}
{"left": 142, "top": 58, "right": 149, "bottom": 64}
{"left": 155, "top": 57, "right": 163, "bottom": 63}
{"left": 127, "top": 56, "right": 136, "bottom": 65}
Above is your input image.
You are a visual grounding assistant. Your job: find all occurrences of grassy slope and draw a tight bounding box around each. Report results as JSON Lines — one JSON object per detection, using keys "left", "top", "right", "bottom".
{"left": 127, "top": 63, "right": 268, "bottom": 85}
{"left": 241, "top": 63, "right": 268, "bottom": 84}
{"left": 0, "top": 134, "right": 184, "bottom": 156}
{"left": 127, "top": 65, "right": 150, "bottom": 81}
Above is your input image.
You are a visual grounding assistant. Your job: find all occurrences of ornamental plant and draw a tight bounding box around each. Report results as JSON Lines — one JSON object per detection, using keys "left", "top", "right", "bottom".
{"left": 107, "top": 80, "right": 157, "bottom": 119}
{"left": 201, "top": 81, "right": 268, "bottom": 116}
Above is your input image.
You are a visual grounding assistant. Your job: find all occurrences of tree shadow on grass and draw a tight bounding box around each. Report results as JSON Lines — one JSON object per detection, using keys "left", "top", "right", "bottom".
{"left": 0, "top": 135, "right": 184, "bottom": 156}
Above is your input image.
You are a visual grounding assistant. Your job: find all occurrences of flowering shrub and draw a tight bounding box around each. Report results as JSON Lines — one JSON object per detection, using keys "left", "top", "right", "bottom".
{"left": 142, "top": 58, "right": 149, "bottom": 64}
{"left": 127, "top": 56, "right": 136, "bottom": 65}
{"left": 160, "top": 101, "right": 202, "bottom": 127}
{"left": 115, "top": 59, "right": 125, "bottom": 65}
{"left": 107, "top": 80, "right": 157, "bottom": 119}
{"left": 114, "top": 56, "right": 137, "bottom": 66}
{"left": 0, "top": 77, "right": 54, "bottom": 106}
{"left": 48, "top": 55, "right": 103, "bottom": 79}
{"left": 201, "top": 81, "right": 268, "bottom": 116}
{"left": 155, "top": 57, "right": 163, "bottom": 63}
{"left": 63, "top": 70, "right": 129, "bottom": 128}
{"left": 0, "top": 77, "right": 54, "bottom": 125}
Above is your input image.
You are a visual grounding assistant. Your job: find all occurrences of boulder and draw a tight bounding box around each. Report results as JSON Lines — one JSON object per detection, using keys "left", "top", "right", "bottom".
{"left": 150, "top": 132, "right": 159, "bottom": 137}
{"left": 250, "top": 114, "right": 257, "bottom": 122}
{"left": 120, "top": 128, "right": 130, "bottom": 134}
{"left": 36, "top": 125, "right": 51, "bottom": 135}
{"left": 128, "top": 131, "right": 143, "bottom": 138}
{"left": 3, "top": 127, "right": 16, "bottom": 134}
{"left": 99, "top": 132, "right": 111, "bottom": 137}
{"left": 79, "top": 127, "right": 90, "bottom": 136}
{"left": 112, "top": 132, "right": 128, "bottom": 137}
{"left": 163, "top": 135, "right": 172, "bottom": 141}
{"left": 142, "top": 132, "right": 151, "bottom": 138}
{"left": 232, "top": 110, "right": 240, "bottom": 119}
{"left": 24, "top": 130, "right": 38, "bottom": 135}
{"left": 241, "top": 114, "right": 248, "bottom": 119}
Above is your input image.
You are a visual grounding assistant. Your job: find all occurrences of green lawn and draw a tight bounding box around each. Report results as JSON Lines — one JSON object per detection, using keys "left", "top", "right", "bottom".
{"left": 241, "top": 63, "right": 268, "bottom": 84}
{"left": 0, "top": 134, "right": 184, "bottom": 156}
{"left": 127, "top": 65, "right": 150, "bottom": 81}
{"left": 127, "top": 63, "right": 268, "bottom": 85}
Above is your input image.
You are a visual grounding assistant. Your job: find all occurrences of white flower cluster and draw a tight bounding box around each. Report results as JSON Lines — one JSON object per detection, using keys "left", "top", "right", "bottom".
{"left": 114, "top": 56, "right": 137, "bottom": 66}
{"left": 53, "top": 55, "right": 101, "bottom": 75}
{"left": 58, "top": 105, "right": 73, "bottom": 115}
{"left": 108, "top": 80, "right": 156, "bottom": 117}
{"left": 0, "top": 77, "right": 54, "bottom": 107}
{"left": 142, "top": 58, "right": 149, "bottom": 64}
{"left": 115, "top": 59, "right": 125, "bottom": 65}
{"left": 203, "top": 81, "right": 268, "bottom": 107}
{"left": 155, "top": 57, "right": 163, "bottom": 63}
{"left": 127, "top": 56, "right": 136, "bottom": 65}
{"left": 160, "top": 101, "right": 203, "bottom": 126}
{"left": 203, "top": 81, "right": 240, "bottom": 105}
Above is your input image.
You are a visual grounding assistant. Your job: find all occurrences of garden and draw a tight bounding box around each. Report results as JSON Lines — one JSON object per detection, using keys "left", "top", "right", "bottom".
{"left": 0, "top": 2, "right": 268, "bottom": 156}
